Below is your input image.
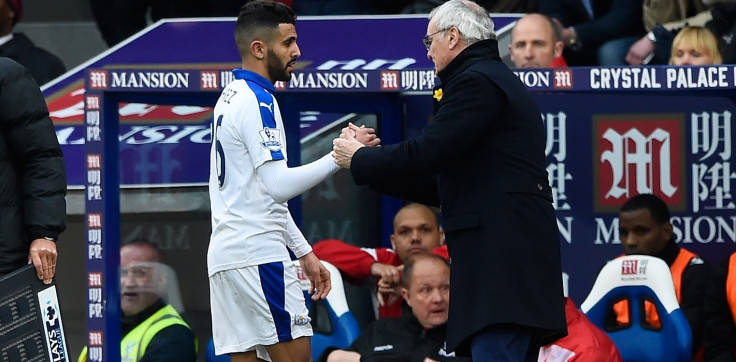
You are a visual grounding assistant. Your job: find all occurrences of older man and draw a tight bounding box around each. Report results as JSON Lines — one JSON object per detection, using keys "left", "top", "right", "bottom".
{"left": 320, "top": 253, "right": 470, "bottom": 362}
{"left": 314, "top": 203, "right": 445, "bottom": 318}
{"left": 333, "top": 0, "right": 566, "bottom": 360}
{"left": 509, "top": 13, "right": 567, "bottom": 68}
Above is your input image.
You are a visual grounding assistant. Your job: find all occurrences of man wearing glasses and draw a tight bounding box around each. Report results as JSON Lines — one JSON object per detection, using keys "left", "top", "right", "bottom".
{"left": 333, "top": 0, "right": 567, "bottom": 360}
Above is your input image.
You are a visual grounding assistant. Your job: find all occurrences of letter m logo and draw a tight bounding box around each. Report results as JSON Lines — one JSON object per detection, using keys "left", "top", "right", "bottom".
{"left": 593, "top": 114, "right": 686, "bottom": 212}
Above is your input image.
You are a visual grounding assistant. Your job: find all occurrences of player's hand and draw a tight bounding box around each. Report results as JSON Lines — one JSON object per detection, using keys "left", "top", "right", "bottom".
{"left": 332, "top": 130, "right": 364, "bottom": 169}
{"left": 28, "top": 238, "right": 57, "bottom": 284}
{"left": 626, "top": 35, "right": 655, "bottom": 65}
{"left": 348, "top": 122, "right": 380, "bottom": 147}
{"left": 299, "top": 252, "right": 331, "bottom": 300}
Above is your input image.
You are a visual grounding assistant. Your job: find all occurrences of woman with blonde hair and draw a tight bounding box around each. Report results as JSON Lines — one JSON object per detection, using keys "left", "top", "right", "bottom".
{"left": 669, "top": 26, "right": 723, "bottom": 65}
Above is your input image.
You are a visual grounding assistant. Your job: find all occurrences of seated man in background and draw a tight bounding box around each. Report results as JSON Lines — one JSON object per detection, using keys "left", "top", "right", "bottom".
{"left": 79, "top": 239, "right": 197, "bottom": 362}
{"left": 314, "top": 203, "right": 445, "bottom": 318}
{"left": 0, "top": 0, "right": 66, "bottom": 85}
{"left": 319, "top": 253, "right": 469, "bottom": 362}
{"left": 612, "top": 193, "right": 710, "bottom": 359}
{"left": 703, "top": 251, "right": 736, "bottom": 361}
{"left": 509, "top": 13, "right": 567, "bottom": 68}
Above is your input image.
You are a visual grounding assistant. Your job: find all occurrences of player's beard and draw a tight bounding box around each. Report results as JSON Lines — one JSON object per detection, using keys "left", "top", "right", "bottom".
{"left": 267, "top": 49, "right": 295, "bottom": 83}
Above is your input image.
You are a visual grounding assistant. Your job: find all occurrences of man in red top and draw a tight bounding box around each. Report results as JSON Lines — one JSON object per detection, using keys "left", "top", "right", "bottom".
{"left": 313, "top": 203, "right": 445, "bottom": 318}
{"left": 508, "top": 13, "right": 568, "bottom": 68}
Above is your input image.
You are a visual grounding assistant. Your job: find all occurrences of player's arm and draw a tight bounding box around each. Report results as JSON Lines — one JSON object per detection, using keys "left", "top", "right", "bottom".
{"left": 257, "top": 154, "right": 339, "bottom": 203}
{"left": 284, "top": 210, "right": 313, "bottom": 258}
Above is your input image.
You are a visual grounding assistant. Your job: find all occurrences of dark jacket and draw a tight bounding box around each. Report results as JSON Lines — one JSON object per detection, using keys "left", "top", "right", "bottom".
{"left": 349, "top": 39, "right": 567, "bottom": 354}
{"left": 656, "top": 239, "right": 710, "bottom": 355}
{"left": 0, "top": 33, "right": 66, "bottom": 86}
{"left": 703, "top": 253, "right": 736, "bottom": 362}
{"left": 320, "top": 303, "right": 471, "bottom": 362}
{"left": 0, "top": 57, "right": 66, "bottom": 275}
{"left": 540, "top": 0, "right": 645, "bottom": 65}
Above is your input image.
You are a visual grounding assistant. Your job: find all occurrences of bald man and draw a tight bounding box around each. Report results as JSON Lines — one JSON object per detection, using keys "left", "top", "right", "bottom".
{"left": 509, "top": 13, "right": 567, "bottom": 68}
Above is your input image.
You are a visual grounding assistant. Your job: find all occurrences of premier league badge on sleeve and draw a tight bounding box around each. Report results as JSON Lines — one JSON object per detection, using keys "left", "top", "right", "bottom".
{"left": 259, "top": 127, "right": 283, "bottom": 151}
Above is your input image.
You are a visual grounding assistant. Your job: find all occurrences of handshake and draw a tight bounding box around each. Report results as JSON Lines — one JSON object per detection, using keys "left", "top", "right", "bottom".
{"left": 331, "top": 122, "right": 381, "bottom": 169}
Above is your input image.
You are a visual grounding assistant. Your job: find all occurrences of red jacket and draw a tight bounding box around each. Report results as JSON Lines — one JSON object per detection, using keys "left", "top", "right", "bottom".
{"left": 539, "top": 298, "right": 622, "bottom": 362}
{"left": 313, "top": 239, "right": 448, "bottom": 318}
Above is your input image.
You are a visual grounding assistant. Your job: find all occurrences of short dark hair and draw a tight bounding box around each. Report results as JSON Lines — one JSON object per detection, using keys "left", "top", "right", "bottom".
{"left": 121, "top": 238, "right": 165, "bottom": 263}
{"left": 234, "top": 0, "right": 296, "bottom": 57}
{"left": 402, "top": 252, "right": 450, "bottom": 289}
{"left": 620, "top": 193, "right": 671, "bottom": 224}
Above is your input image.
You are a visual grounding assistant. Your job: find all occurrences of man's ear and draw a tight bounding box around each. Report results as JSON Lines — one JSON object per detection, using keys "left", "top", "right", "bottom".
{"left": 662, "top": 222, "right": 674, "bottom": 240}
{"left": 401, "top": 288, "right": 411, "bottom": 307}
{"left": 553, "top": 40, "right": 564, "bottom": 58}
{"left": 250, "top": 40, "right": 266, "bottom": 60}
{"left": 448, "top": 27, "right": 460, "bottom": 48}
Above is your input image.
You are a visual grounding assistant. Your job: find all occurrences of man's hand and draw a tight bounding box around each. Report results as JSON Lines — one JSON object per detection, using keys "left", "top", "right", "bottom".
{"left": 299, "top": 252, "right": 331, "bottom": 300}
{"left": 28, "top": 238, "right": 57, "bottom": 284}
{"left": 333, "top": 128, "right": 364, "bottom": 169}
{"left": 370, "top": 263, "right": 402, "bottom": 285}
{"left": 344, "top": 122, "right": 380, "bottom": 147}
{"left": 371, "top": 263, "right": 403, "bottom": 306}
{"left": 326, "top": 349, "right": 361, "bottom": 362}
{"left": 626, "top": 35, "right": 655, "bottom": 65}
{"left": 376, "top": 277, "right": 403, "bottom": 307}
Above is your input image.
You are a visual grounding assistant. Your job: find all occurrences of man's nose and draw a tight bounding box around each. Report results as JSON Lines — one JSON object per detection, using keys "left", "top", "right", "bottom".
{"left": 524, "top": 45, "right": 534, "bottom": 58}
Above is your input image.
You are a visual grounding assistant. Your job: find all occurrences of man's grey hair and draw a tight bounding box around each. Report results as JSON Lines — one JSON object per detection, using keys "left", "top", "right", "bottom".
{"left": 429, "top": 0, "right": 496, "bottom": 44}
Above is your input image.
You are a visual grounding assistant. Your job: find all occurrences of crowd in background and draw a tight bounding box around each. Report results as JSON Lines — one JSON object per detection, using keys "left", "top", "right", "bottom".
{"left": 88, "top": 0, "right": 736, "bottom": 65}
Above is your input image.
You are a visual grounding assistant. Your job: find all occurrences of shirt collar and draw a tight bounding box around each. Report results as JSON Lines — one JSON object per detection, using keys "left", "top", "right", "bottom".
{"left": 233, "top": 68, "right": 276, "bottom": 93}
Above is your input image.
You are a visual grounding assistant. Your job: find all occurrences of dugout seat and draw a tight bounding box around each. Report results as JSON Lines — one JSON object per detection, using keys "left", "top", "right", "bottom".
{"left": 580, "top": 255, "right": 691, "bottom": 362}
{"left": 298, "top": 260, "right": 361, "bottom": 361}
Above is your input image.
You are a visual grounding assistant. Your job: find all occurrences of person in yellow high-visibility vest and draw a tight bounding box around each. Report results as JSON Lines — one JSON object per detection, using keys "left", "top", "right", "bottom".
{"left": 79, "top": 239, "right": 197, "bottom": 362}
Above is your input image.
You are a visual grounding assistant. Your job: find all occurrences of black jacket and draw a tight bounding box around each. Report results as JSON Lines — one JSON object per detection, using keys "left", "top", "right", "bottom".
{"left": 0, "top": 33, "right": 66, "bottom": 85}
{"left": 350, "top": 39, "right": 567, "bottom": 354}
{"left": 703, "top": 254, "right": 736, "bottom": 362}
{"left": 320, "top": 304, "right": 471, "bottom": 362}
{"left": 0, "top": 57, "right": 66, "bottom": 275}
{"left": 540, "top": 0, "right": 645, "bottom": 65}
{"left": 656, "top": 240, "right": 710, "bottom": 355}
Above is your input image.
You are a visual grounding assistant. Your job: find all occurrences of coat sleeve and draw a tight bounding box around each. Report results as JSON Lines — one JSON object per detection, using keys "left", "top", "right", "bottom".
{"left": 702, "top": 258, "right": 736, "bottom": 361}
{"left": 680, "top": 260, "right": 711, "bottom": 356}
{"left": 0, "top": 58, "right": 67, "bottom": 242}
{"left": 351, "top": 71, "right": 504, "bottom": 187}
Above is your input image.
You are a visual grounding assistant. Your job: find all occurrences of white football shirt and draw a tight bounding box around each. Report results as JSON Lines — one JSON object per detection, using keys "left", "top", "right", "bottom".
{"left": 208, "top": 69, "right": 305, "bottom": 276}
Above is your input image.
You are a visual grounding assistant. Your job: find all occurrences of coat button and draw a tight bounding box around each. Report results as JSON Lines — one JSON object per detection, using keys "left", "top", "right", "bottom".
{"left": 537, "top": 184, "right": 543, "bottom": 190}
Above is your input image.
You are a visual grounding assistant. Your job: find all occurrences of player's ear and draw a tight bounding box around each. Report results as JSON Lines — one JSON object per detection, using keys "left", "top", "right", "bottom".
{"left": 251, "top": 40, "right": 266, "bottom": 60}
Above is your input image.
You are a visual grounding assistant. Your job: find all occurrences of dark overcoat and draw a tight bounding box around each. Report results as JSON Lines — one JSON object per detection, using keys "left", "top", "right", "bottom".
{"left": 349, "top": 39, "right": 567, "bottom": 353}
